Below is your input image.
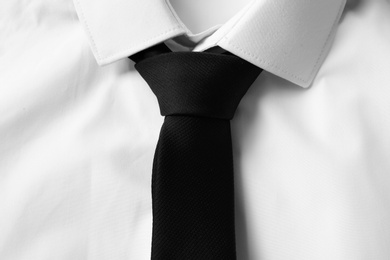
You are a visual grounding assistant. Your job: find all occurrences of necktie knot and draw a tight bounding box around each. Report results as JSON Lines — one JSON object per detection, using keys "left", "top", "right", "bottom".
{"left": 135, "top": 52, "right": 261, "bottom": 120}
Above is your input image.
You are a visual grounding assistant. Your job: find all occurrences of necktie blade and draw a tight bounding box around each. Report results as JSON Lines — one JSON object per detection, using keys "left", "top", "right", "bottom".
{"left": 152, "top": 116, "right": 236, "bottom": 259}
{"left": 133, "top": 50, "right": 261, "bottom": 259}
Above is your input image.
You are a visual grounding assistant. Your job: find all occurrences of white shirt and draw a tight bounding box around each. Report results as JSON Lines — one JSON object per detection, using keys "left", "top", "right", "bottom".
{"left": 73, "top": 0, "right": 345, "bottom": 87}
{"left": 1, "top": 0, "right": 390, "bottom": 259}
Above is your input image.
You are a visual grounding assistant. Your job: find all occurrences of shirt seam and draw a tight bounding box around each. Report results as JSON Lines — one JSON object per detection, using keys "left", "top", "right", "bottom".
{"left": 215, "top": 0, "right": 257, "bottom": 45}
{"left": 222, "top": 43, "right": 307, "bottom": 83}
{"left": 74, "top": 0, "right": 101, "bottom": 60}
{"left": 99, "top": 26, "right": 184, "bottom": 61}
{"left": 74, "top": 0, "right": 186, "bottom": 62}
{"left": 219, "top": 0, "right": 346, "bottom": 85}
{"left": 165, "top": 0, "right": 191, "bottom": 34}
{"left": 307, "top": 0, "right": 346, "bottom": 80}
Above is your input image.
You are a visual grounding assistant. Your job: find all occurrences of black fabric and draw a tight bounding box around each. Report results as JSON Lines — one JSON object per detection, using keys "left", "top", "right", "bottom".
{"left": 129, "top": 43, "right": 171, "bottom": 63}
{"left": 134, "top": 51, "right": 261, "bottom": 260}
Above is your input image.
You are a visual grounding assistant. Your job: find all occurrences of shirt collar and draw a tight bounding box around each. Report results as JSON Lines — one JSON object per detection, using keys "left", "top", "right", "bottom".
{"left": 73, "top": 0, "right": 346, "bottom": 88}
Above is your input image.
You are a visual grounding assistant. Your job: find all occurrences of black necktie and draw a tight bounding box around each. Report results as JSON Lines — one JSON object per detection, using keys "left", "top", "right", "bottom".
{"left": 130, "top": 44, "right": 261, "bottom": 259}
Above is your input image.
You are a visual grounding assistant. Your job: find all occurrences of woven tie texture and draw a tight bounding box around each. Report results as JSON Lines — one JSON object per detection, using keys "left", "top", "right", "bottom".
{"left": 135, "top": 52, "right": 261, "bottom": 260}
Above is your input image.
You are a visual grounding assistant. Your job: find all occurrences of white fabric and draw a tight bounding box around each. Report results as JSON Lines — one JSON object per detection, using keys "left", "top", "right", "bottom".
{"left": 1, "top": 0, "right": 390, "bottom": 259}
{"left": 73, "top": 0, "right": 346, "bottom": 87}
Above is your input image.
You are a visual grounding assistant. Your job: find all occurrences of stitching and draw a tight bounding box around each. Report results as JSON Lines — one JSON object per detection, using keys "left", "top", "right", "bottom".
{"left": 99, "top": 26, "right": 184, "bottom": 60}
{"left": 74, "top": 0, "right": 101, "bottom": 60}
{"left": 220, "top": 1, "right": 347, "bottom": 85}
{"left": 165, "top": 0, "right": 190, "bottom": 34}
{"left": 97, "top": 0, "right": 188, "bottom": 60}
{"left": 217, "top": 0, "right": 257, "bottom": 43}
{"left": 75, "top": 0, "right": 185, "bottom": 61}
{"left": 307, "top": 0, "right": 346, "bottom": 80}
{"left": 225, "top": 42, "right": 307, "bottom": 83}
{"left": 76, "top": 0, "right": 346, "bottom": 75}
